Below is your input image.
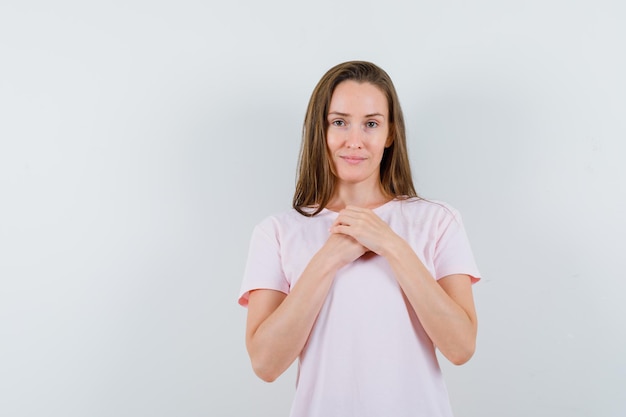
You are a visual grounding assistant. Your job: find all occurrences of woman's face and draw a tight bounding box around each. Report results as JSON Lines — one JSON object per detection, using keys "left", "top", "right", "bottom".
{"left": 326, "top": 80, "right": 390, "bottom": 187}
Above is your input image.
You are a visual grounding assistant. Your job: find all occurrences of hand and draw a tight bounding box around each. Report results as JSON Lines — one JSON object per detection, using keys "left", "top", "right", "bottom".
{"left": 329, "top": 206, "right": 399, "bottom": 256}
{"left": 320, "top": 232, "right": 368, "bottom": 270}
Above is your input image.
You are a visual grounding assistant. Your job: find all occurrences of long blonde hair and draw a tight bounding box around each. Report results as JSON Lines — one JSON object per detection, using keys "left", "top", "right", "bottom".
{"left": 293, "top": 61, "right": 417, "bottom": 216}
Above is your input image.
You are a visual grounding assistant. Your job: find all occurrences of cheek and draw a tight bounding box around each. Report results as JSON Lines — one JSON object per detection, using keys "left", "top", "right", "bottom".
{"left": 326, "top": 134, "right": 342, "bottom": 153}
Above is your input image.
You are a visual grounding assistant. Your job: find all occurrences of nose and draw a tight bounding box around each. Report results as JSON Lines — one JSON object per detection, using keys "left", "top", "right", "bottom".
{"left": 346, "top": 126, "right": 363, "bottom": 149}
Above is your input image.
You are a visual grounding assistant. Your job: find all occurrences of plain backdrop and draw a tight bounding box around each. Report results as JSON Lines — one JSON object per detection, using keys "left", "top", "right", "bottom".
{"left": 1, "top": 1, "right": 625, "bottom": 416}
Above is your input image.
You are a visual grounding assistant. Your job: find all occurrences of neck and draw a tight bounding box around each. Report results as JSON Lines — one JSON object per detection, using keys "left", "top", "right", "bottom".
{"left": 326, "top": 181, "right": 391, "bottom": 211}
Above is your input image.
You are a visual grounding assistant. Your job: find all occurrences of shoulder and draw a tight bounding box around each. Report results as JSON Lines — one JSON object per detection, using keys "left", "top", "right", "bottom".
{"left": 257, "top": 207, "right": 313, "bottom": 226}
{"left": 384, "top": 198, "right": 467, "bottom": 237}
{"left": 254, "top": 207, "right": 329, "bottom": 234}
{"left": 391, "top": 197, "right": 461, "bottom": 220}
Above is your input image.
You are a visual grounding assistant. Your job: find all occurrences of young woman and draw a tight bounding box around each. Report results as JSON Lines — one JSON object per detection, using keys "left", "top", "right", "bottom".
{"left": 239, "top": 61, "right": 480, "bottom": 417}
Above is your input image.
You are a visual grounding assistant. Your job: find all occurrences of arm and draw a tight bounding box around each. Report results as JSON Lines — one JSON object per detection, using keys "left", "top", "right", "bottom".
{"left": 331, "top": 206, "right": 478, "bottom": 365}
{"left": 383, "top": 242, "right": 477, "bottom": 365}
{"left": 245, "top": 233, "right": 366, "bottom": 382}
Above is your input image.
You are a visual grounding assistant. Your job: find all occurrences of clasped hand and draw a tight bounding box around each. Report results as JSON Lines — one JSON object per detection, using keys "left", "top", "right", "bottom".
{"left": 328, "top": 206, "right": 399, "bottom": 261}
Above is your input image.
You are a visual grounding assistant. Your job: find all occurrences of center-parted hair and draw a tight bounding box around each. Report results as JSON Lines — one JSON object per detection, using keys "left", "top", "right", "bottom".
{"left": 293, "top": 61, "right": 417, "bottom": 217}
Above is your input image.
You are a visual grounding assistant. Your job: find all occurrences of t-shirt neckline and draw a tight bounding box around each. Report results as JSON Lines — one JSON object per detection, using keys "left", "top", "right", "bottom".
{"left": 320, "top": 198, "right": 399, "bottom": 215}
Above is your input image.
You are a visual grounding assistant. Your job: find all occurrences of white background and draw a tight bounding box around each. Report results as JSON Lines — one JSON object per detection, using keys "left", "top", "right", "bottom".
{"left": 1, "top": 1, "right": 625, "bottom": 416}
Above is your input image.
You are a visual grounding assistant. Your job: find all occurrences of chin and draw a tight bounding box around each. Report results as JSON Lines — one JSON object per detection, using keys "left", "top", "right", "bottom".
{"left": 337, "top": 174, "right": 373, "bottom": 184}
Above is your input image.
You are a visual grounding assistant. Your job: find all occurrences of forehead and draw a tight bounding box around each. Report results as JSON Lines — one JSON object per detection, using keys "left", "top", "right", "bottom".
{"left": 328, "top": 81, "right": 388, "bottom": 115}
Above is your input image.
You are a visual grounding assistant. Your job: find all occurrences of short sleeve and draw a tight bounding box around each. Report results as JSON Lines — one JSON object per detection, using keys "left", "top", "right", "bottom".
{"left": 238, "top": 217, "right": 290, "bottom": 307}
{"left": 433, "top": 207, "right": 481, "bottom": 283}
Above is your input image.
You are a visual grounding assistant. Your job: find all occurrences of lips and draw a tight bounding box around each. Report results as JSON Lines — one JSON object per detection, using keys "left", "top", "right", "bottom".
{"left": 339, "top": 155, "right": 367, "bottom": 165}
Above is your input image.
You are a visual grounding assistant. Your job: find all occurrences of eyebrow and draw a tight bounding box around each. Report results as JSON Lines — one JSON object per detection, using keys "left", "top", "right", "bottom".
{"left": 328, "top": 111, "right": 386, "bottom": 118}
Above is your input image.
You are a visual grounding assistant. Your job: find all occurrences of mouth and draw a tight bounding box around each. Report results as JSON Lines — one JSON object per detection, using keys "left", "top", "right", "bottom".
{"left": 339, "top": 155, "right": 367, "bottom": 165}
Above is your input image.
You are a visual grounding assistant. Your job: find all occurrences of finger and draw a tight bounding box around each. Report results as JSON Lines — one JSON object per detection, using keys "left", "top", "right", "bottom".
{"left": 335, "top": 209, "right": 368, "bottom": 224}
{"left": 329, "top": 223, "right": 359, "bottom": 238}
{"left": 329, "top": 223, "right": 349, "bottom": 234}
{"left": 332, "top": 213, "right": 357, "bottom": 227}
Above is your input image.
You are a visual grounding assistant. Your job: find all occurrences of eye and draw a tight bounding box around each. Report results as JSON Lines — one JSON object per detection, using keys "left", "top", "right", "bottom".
{"left": 331, "top": 120, "right": 346, "bottom": 127}
{"left": 366, "top": 121, "right": 379, "bottom": 128}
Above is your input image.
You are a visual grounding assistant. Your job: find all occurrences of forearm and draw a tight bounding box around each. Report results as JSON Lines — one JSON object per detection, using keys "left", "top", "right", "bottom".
{"left": 246, "top": 251, "right": 341, "bottom": 381}
{"left": 382, "top": 239, "right": 477, "bottom": 365}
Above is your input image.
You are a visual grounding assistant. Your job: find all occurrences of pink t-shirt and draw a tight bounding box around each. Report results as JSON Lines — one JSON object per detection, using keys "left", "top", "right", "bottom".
{"left": 239, "top": 198, "right": 480, "bottom": 417}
